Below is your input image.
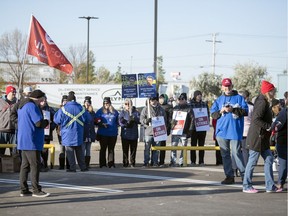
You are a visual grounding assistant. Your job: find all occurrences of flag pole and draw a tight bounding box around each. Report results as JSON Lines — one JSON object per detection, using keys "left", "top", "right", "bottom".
{"left": 19, "top": 14, "right": 33, "bottom": 97}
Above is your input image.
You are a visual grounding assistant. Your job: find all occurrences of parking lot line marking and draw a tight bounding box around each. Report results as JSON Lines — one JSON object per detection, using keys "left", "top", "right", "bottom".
{"left": 0, "top": 178, "right": 123, "bottom": 193}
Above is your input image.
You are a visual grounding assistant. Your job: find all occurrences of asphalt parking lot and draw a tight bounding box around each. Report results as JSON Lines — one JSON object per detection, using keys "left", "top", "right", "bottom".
{"left": 0, "top": 145, "right": 287, "bottom": 216}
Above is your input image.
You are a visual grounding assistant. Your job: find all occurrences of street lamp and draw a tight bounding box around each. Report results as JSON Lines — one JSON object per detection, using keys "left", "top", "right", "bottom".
{"left": 79, "top": 16, "right": 99, "bottom": 84}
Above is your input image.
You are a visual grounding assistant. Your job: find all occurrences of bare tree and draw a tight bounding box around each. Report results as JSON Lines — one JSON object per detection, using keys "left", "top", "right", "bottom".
{"left": 0, "top": 29, "right": 31, "bottom": 90}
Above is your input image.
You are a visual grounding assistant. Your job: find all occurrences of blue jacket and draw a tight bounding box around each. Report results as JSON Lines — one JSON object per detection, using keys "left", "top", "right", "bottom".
{"left": 17, "top": 100, "right": 44, "bottom": 151}
{"left": 54, "top": 101, "right": 90, "bottom": 146}
{"left": 84, "top": 110, "right": 96, "bottom": 142}
{"left": 210, "top": 90, "right": 248, "bottom": 140}
{"left": 95, "top": 108, "right": 119, "bottom": 137}
{"left": 119, "top": 106, "right": 140, "bottom": 140}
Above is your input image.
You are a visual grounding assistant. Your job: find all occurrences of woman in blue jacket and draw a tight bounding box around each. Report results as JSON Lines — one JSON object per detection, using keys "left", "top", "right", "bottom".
{"left": 95, "top": 97, "right": 119, "bottom": 168}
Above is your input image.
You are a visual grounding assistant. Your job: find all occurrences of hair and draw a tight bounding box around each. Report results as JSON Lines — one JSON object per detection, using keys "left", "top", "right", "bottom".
{"left": 102, "top": 104, "right": 116, "bottom": 114}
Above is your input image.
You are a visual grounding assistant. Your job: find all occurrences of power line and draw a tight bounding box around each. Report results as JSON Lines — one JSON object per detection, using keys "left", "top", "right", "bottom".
{"left": 206, "top": 33, "right": 222, "bottom": 74}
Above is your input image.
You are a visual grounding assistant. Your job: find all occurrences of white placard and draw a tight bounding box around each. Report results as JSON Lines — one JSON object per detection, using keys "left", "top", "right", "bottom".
{"left": 152, "top": 116, "right": 167, "bottom": 142}
{"left": 42, "top": 110, "right": 50, "bottom": 136}
{"left": 193, "top": 108, "right": 210, "bottom": 131}
{"left": 171, "top": 111, "right": 187, "bottom": 135}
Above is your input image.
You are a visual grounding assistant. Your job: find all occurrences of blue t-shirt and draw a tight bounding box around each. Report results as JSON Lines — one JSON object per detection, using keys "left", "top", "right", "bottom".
{"left": 17, "top": 102, "right": 44, "bottom": 151}
{"left": 210, "top": 93, "right": 248, "bottom": 140}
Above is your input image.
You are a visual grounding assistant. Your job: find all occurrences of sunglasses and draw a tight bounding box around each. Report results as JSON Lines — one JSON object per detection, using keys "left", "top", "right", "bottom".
{"left": 125, "top": 103, "right": 130, "bottom": 105}
{"left": 178, "top": 98, "right": 185, "bottom": 101}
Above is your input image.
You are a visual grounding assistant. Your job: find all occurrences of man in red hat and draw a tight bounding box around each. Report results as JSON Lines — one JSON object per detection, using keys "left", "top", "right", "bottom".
{"left": 243, "top": 80, "right": 282, "bottom": 193}
{"left": 210, "top": 78, "right": 248, "bottom": 184}
{"left": 0, "top": 85, "right": 18, "bottom": 155}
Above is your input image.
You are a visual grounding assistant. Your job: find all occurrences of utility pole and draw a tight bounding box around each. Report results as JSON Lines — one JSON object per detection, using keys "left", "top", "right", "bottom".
{"left": 206, "top": 33, "right": 222, "bottom": 74}
{"left": 154, "top": 0, "right": 158, "bottom": 87}
{"left": 79, "top": 16, "right": 98, "bottom": 84}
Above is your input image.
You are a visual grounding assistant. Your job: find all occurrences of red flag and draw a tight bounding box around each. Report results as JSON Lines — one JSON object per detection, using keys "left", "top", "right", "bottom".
{"left": 27, "top": 16, "right": 73, "bottom": 74}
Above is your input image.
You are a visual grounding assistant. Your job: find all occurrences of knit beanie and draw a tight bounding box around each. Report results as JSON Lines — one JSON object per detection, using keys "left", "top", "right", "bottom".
{"left": 261, "top": 80, "right": 275, "bottom": 94}
{"left": 103, "top": 97, "right": 111, "bottom": 104}
{"left": 30, "top": 90, "right": 45, "bottom": 99}
{"left": 6, "top": 86, "right": 16, "bottom": 95}
{"left": 84, "top": 96, "right": 92, "bottom": 104}
{"left": 61, "top": 95, "right": 68, "bottom": 103}
{"left": 178, "top": 93, "right": 187, "bottom": 100}
{"left": 67, "top": 92, "right": 76, "bottom": 101}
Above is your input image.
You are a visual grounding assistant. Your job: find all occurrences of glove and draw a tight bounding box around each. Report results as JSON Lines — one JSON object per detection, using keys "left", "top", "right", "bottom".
{"left": 129, "top": 115, "right": 135, "bottom": 122}
{"left": 171, "top": 119, "right": 178, "bottom": 129}
{"left": 120, "top": 117, "right": 128, "bottom": 125}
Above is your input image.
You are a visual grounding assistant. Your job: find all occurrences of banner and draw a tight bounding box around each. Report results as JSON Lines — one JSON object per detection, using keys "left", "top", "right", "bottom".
{"left": 193, "top": 108, "right": 210, "bottom": 131}
{"left": 171, "top": 111, "right": 187, "bottom": 135}
{"left": 42, "top": 110, "right": 50, "bottom": 136}
{"left": 138, "top": 73, "right": 157, "bottom": 98}
{"left": 152, "top": 116, "right": 167, "bottom": 142}
{"left": 121, "top": 74, "right": 138, "bottom": 98}
{"left": 27, "top": 15, "right": 73, "bottom": 74}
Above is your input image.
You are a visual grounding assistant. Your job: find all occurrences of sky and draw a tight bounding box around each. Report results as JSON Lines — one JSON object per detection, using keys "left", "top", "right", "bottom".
{"left": 1, "top": 0, "right": 287, "bottom": 86}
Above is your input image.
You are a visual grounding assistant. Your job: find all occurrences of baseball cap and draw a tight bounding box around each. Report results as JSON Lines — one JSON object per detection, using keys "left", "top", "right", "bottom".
{"left": 222, "top": 78, "right": 232, "bottom": 87}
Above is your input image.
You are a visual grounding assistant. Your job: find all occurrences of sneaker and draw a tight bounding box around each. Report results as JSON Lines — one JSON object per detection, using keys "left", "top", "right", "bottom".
{"left": 20, "top": 191, "right": 33, "bottom": 197}
{"left": 221, "top": 177, "right": 235, "bottom": 184}
{"left": 243, "top": 187, "right": 259, "bottom": 193}
{"left": 81, "top": 168, "right": 89, "bottom": 172}
{"left": 32, "top": 191, "right": 50, "bottom": 198}
{"left": 142, "top": 163, "right": 149, "bottom": 168}
{"left": 190, "top": 163, "right": 197, "bottom": 167}
{"left": 199, "top": 163, "right": 205, "bottom": 167}
{"left": 152, "top": 164, "right": 159, "bottom": 168}
{"left": 159, "top": 164, "right": 165, "bottom": 168}
{"left": 266, "top": 185, "right": 283, "bottom": 193}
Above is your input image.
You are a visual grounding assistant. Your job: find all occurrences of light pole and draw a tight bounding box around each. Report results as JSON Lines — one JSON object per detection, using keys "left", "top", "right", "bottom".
{"left": 154, "top": 0, "right": 158, "bottom": 90}
{"left": 79, "top": 16, "right": 98, "bottom": 84}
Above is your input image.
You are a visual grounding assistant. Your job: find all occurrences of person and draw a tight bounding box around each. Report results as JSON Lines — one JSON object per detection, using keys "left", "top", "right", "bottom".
{"left": 270, "top": 98, "right": 281, "bottom": 171}
{"left": 82, "top": 96, "right": 96, "bottom": 168}
{"left": 212, "top": 118, "right": 222, "bottom": 165}
{"left": 146, "top": 76, "right": 154, "bottom": 86}
{"left": 119, "top": 98, "right": 140, "bottom": 168}
{"left": 271, "top": 99, "right": 287, "bottom": 191}
{"left": 56, "top": 95, "right": 70, "bottom": 170}
{"left": 170, "top": 93, "right": 193, "bottom": 167}
{"left": 21, "top": 86, "right": 33, "bottom": 99}
{"left": 242, "top": 80, "right": 282, "bottom": 193}
{"left": 231, "top": 90, "right": 254, "bottom": 176}
{"left": 158, "top": 94, "right": 173, "bottom": 167}
{"left": 189, "top": 90, "right": 210, "bottom": 166}
{"left": 95, "top": 97, "right": 119, "bottom": 168}
{"left": 39, "top": 95, "right": 56, "bottom": 172}
{"left": 210, "top": 78, "right": 248, "bottom": 184}
{"left": 54, "top": 92, "right": 89, "bottom": 172}
{"left": 17, "top": 89, "right": 50, "bottom": 197}
{"left": 0, "top": 85, "right": 18, "bottom": 155}
{"left": 140, "top": 94, "right": 166, "bottom": 167}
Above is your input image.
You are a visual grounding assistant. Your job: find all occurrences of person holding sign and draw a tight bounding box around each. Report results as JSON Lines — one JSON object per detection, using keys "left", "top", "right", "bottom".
{"left": 119, "top": 99, "right": 140, "bottom": 168}
{"left": 170, "top": 93, "right": 193, "bottom": 167}
{"left": 140, "top": 95, "right": 166, "bottom": 167}
{"left": 189, "top": 90, "right": 210, "bottom": 166}
{"left": 210, "top": 78, "right": 248, "bottom": 185}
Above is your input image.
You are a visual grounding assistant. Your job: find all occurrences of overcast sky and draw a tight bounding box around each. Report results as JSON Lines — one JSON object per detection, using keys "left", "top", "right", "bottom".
{"left": 1, "top": 0, "right": 287, "bottom": 85}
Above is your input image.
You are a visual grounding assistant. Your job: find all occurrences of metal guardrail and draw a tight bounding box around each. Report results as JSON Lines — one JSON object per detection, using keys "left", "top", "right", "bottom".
{"left": 0, "top": 144, "right": 55, "bottom": 169}
{"left": 151, "top": 145, "right": 276, "bottom": 167}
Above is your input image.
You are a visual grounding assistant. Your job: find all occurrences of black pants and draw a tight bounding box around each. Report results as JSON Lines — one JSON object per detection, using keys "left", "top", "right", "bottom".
{"left": 190, "top": 130, "right": 207, "bottom": 164}
{"left": 159, "top": 141, "right": 166, "bottom": 165}
{"left": 19, "top": 150, "right": 42, "bottom": 193}
{"left": 99, "top": 136, "right": 117, "bottom": 168}
{"left": 41, "top": 140, "right": 50, "bottom": 168}
{"left": 215, "top": 140, "right": 223, "bottom": 165}
{"left": 121, "top": 138, "right": 138, "bottom": 167}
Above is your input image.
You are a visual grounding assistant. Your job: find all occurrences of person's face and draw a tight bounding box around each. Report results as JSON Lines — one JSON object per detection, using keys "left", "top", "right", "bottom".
{"left": 159, "top": 97, "right": 164, "bottom": 105}
{"left": 124, "top": 101, "right": 130, "bottom": 110}
{"left": 272, "top": 104, "right": 281, "bottom": 115}
{"left": 84, "top": 101, "right": 91, "bottom": 108}
{"left": 7, "top": 90, "right": 16, "bottom": 100}
{"left": 149, "top": 99, "right": 158, "bottom": 107}
{"left": 222, "top": 85, "right": 233, "bottom": 95}
{"left": 266, "top": 89, "right": 276, "bottom": 101}
{"left": 62, "top": 100, "right": 67, "bottom": 106}
{"left": 178, "top": 98, "right": 186, "bottom": 104}
{"left": 36, "top": 97, "right": 45, "bottom": 106}
{"left": 147, "top": 77, "right": 153, "bottom": 85}
{"left": 39, "top": 98, "right": 47, "bottom": 107}
{"left": 103, "top": 101, "right": 111, "bottom": 109}
{"left": 196, "top": 94, "right": 202, "bottom": 102}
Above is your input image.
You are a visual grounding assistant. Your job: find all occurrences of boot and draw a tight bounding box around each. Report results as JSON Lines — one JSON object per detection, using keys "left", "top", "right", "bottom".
{"left": 85, "top": 156, "right": 91, "bottom": 168}
{"left": 59, "top": 155, "right": 65, "bottom": 170}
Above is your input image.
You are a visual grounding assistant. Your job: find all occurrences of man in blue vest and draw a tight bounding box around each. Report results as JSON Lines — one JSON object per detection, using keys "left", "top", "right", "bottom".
{"left": 54, "top": 92, "right": 90, "bottom": 172}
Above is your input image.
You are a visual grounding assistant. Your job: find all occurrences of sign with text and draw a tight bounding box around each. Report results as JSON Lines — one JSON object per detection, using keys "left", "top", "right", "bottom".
{"left": 121, "top": 74, "right": 138, "bottom": 98}
{"left": 138, "top": 73, "right": 157, "bottom": 98}
{"left": 171, "top": 111, "right": 187, "bottom": 135}
{"left": 152, "top": 116, "right": 167, "bottom": 142}
{"left": 193, "top": 108, "right": 210, "bottom": 131}
{"left": 42, "top": 110, "right": 50, "bottom": 136}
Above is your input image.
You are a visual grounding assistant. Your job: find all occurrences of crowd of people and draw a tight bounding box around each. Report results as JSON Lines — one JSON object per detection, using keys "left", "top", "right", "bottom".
{"left": 0, "top": 78, "right": 287, "bottom": 197}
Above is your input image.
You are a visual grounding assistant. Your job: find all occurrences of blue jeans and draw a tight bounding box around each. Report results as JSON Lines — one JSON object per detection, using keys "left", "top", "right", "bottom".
{"left": 243, "top": 149, "right": 274, "bottom": 191}
{"left": 216, "top": 137, "right": 245, "bottom": 178}
{"left": 144, "top": 135, "right": 160, "bottom": 165}
{"left": 171, "top": 134, "right": 188, "bottom": 165}
{"left": 276, "top": 144, "right": 287, "bottom": 186}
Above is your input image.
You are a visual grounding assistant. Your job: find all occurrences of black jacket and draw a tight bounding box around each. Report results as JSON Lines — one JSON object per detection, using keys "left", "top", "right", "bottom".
{"left": 246, "top": 94, "right": 272, "bottom": 152}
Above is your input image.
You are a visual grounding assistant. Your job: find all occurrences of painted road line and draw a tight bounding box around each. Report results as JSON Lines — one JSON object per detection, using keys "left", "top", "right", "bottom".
{"left": 86, "top": 171, "right": 267, "bottom": 190}
{"left": 0, "top": 179, "right": 123, "bottom": 193}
